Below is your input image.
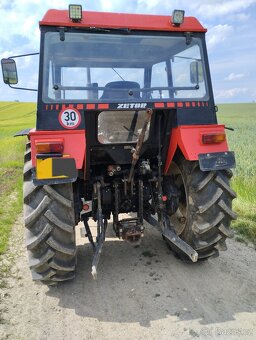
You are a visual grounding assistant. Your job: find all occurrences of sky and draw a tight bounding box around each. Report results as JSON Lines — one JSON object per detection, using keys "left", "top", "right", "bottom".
{"left": 0, "top": 0, "right": 256, "bottom": 103}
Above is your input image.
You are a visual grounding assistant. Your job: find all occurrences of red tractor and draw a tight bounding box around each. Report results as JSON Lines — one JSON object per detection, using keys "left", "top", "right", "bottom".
{"left": 1, "top": 5, "right": 236, "bottom": 284}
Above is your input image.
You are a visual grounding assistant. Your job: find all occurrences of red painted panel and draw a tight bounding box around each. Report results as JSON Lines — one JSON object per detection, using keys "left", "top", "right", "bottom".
{"left": 40, "top": 10, "right": 207, "bottom": 32}
{"left": 164, "top": 125, "right": 229, "bottom": 174}
{"left": 154, "top": 102, "right": 165, "bottom": 108}
{"left": 30, "top": 130, "right": 86, "bottom": 170}
{"left": 98, "top": 104, "right": 109, "bottom": 109}
{"left": 86, "top": 104, "right": 96, "bottom": 110}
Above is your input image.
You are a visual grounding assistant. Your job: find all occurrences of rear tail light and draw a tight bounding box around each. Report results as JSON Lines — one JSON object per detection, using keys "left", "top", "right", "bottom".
{"left": 35, "top": 140, "right": 64, "bottom": 154}
{"left": 202, "top": 133, "right": 226, "bottom": 144}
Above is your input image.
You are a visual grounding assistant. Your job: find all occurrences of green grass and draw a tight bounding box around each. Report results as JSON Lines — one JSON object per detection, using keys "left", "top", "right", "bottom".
{"left": 0, "top": 102, "right": 35, "bottom": 254}
{"left": 0, "top": 101, "right": 255, "bottom": 255}
{"left": 217, "top": 103, "right": 256, "bottom": 245}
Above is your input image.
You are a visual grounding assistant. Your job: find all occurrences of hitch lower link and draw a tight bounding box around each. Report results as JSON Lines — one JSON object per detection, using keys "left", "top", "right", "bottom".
{"left": 82, "top": 180, "right": 145, "bottom": 280}
{"left": 82, "top": 182, "right": 107, "bottom": 280}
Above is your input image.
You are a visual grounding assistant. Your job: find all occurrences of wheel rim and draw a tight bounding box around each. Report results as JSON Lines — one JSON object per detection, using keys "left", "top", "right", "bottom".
{"left": 168, "top": 161, "right": 188, "bottom": 235}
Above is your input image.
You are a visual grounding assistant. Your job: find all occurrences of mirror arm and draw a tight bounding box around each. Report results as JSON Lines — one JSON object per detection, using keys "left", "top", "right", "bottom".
{"left": 9, "top": 52, "right": 39, "bottom": 59}
{"left": 8, "top": 84, "right": 38, "bottom": 92}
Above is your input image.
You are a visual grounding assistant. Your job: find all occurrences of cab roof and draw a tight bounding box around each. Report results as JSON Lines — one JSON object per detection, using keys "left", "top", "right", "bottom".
{"left": 40, "top": 10, "right": 207, "bottom": 33}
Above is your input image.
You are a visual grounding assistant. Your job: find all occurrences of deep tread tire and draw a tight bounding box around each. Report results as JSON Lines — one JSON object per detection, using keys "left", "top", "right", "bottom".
{"left": 167, "top": 155, "right": 237, "bottom": 260}
{"left": 23, "top": 145, "right": 77, "bottom": 284}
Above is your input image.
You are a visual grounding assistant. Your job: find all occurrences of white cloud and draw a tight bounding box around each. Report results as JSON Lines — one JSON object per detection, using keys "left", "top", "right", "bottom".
{"left": 207, "top": 24, "right": 233, "bottom": 49}
{"left": 99, "top": 0, "right": 135, "bottom": 12}
{"left": 138, "top": 0, "right": 165, "bottom": 9}
{"left": 215, "top": 87, "right": 248, "bottom": 99}
{"left": 136, "top": 0, "right": 256, "bottom": 19}
{"left": 225, "top": 73, "right": 245, "bottom": 81}
{"left": 1, "top": 50, "right": 15, "bottom": 58}
{"left": 99, "top": 0, "right": 116, "bottom": 11}
{"left": 231, "top": 13, "right": 250, "bottom": 22}
{"left": 196, "top": 0, "right": 256, "bottom": 18}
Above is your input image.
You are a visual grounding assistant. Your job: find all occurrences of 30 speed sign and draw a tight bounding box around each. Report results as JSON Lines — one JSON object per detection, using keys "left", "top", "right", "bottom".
{"left": 59, "top": 108, "right": 81, "bottom": 129}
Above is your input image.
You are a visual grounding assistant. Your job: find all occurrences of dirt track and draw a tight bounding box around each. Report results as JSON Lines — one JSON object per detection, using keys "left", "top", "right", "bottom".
{"left": 0, "top": 216, "right": 255, "bottom": 340}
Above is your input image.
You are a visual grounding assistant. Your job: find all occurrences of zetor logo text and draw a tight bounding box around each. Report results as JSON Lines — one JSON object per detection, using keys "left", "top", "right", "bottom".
{"left": 117, "top": 103, "right": 147, "bottom": 109}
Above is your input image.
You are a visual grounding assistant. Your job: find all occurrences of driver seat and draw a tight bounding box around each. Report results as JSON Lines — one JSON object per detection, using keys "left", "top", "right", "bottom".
{"left": 100, "top": 81, "right": 141, "bottom": 99}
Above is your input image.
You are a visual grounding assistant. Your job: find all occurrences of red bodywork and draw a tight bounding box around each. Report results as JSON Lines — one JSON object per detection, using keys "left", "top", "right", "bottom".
{"left": 40, "top": 10, "right": 207, "bottom": 33}
{"left": 29, "top": 124, "right": 228, "bottom": 176}
{"left": 164, "top": 125, "right": 228, "bottom": 174}
{"left": 29, "top": 129, "right": 86, "bottom": 169}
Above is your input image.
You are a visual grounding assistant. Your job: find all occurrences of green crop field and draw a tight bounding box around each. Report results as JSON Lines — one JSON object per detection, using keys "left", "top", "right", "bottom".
{"left": 0, "top": 102, "right": 255, "bottom": 255}
{"left": 217, "top": 103, "right": 256, "bottom": 245}
{"left": 0, "top": 102, "right": 36, "bottom": 254}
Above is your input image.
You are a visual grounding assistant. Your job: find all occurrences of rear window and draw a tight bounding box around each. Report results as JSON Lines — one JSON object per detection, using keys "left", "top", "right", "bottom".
{"left": 42, "top": 32, "right": 208, "bottom": 103}
{"left": 98, "top": 110, "right": 150, "bottom": 144}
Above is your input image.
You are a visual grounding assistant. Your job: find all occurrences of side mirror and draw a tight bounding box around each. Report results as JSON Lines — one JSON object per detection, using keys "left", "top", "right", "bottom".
{"left": 190, "top": 60, "right": 203, "bottom": 84}
{"left": 1, "top": 58, "right": 18, "bottom": 85}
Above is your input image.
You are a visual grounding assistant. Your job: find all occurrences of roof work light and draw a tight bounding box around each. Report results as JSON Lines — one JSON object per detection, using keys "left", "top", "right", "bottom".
{"left": 171, "top": 10, "right": 185, "bottom": 26}
{"left": 69, "top": 4, "right": 82, "bottom": 22}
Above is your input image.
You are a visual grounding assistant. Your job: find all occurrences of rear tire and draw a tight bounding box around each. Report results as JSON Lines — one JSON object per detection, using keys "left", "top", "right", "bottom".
{"left": 166, "top": 154, "right": 237, "bottom": 260}
{"left": 23, "top": 143, "right": 77, "bottom": 284}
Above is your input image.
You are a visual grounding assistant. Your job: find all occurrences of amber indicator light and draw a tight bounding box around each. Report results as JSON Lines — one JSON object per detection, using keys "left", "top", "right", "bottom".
{"left": 202, "top": 133, "right": 226, "bottom": 144}
{"left": 36, "top": 141, "right": 64, "bottom": 154}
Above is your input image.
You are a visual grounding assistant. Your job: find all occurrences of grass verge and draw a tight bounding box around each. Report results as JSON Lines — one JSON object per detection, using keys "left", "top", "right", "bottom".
{"left": 0, "top": 102, "right": 35, "bottom": 254}
{"left": 218, "top": 103, "right": 256, "bottom": 245}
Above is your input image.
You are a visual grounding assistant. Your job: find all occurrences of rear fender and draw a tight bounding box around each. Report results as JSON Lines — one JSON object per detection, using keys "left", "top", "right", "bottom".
{"left": 29, "top": 129, "right": 86, "bottom": 183}
{"left": 164, "top": 125, "right": 229, "bottom": 174}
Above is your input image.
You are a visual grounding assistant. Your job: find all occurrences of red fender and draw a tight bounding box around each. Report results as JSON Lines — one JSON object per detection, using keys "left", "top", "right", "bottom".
{"left": 164, "top": 125, "right": 229, "bottom": 174}
{"left": 29, "top": 129, "right": 86, "bottom": 169}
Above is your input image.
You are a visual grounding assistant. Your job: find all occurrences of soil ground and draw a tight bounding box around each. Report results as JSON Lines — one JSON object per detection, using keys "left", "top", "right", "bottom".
{"left": 0, "top": 216, "right": 255, "bottom": 340}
